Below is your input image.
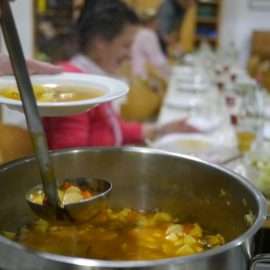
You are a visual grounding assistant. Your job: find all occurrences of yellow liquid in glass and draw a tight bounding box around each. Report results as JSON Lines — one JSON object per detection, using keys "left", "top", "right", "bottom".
{"left": 237, "top": 131, "right": 256, "bottom": 153}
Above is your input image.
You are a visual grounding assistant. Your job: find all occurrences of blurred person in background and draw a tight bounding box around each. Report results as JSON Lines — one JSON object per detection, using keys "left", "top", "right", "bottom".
{"left": 131, "top": 8, "right": 170, "bottom": 80}
{"left": 158, "top": 0, "right": 195, "bottom": 54}
{"left": 36, "top": 17, "right": 79, "bottom": 63}
{"left": 36, "top": 18, "right": 57, "bottom": 59}
{"left": 45, "top": 28, "right": 79, "bottom": 63}
{"left": 43, "top": 0, "right": 198, "bottom": 150}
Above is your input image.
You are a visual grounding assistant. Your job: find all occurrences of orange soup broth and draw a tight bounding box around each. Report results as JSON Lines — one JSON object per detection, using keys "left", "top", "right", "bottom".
{"left": 17, "top": 208, "right": 225, "bottom": 261}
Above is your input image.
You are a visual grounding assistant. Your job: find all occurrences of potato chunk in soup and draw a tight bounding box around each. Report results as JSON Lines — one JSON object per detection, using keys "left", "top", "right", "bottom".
{"left": 16, "top": 208, "right": 225, "bottom": 260}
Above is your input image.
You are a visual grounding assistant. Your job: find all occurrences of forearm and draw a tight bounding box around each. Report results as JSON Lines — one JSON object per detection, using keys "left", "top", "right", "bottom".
{"left": 0, "top": 54, "right": 61, "bottom": 76}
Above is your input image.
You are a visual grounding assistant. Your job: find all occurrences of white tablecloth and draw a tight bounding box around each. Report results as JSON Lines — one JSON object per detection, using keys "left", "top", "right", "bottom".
{"left": 157, "top": 66, "right": 238, "bottom": 152}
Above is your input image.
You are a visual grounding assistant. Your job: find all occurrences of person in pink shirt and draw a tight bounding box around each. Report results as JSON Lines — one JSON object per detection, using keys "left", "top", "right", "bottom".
{"left": 43, "top": 0, "right": 197, "bottom": 150}
{"left": 131, "top": 10, "right": 170, "bottom": 80}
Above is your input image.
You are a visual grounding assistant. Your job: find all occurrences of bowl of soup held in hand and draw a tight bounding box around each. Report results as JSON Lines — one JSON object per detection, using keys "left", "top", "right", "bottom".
{"left": 0, "top": 73, "right": 129, "bottom": 116}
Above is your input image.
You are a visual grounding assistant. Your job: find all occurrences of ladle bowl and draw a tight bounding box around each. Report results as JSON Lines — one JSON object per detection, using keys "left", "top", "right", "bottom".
{"left": 26, "top": 177, "right": 112, "bottom": 222}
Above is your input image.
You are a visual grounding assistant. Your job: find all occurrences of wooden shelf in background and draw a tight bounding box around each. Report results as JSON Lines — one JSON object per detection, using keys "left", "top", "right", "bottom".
{"left": 194, "top": 0, "right": 222, "bottom": 49}
{"left": 198, "top": 0, "right": 219, "bottom": 4}
{"left": 196, "top": 35, "right": 217, "bottom": 42}
{"left": 38, "top": 10, "right": 71, "bottom": 17}
{"left": 197, "top": 16, "right": 218, "bottom": 24}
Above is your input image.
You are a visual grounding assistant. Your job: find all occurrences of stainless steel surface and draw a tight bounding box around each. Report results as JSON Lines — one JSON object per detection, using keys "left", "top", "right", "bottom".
{"left": 251, "top": 254, "right": 270, "bottom": 270}
{"left": 26, "top": 178, "right": 112, "bottom": 222}
{"left": 0, "top": 0, "right": 59, "bottom": 211}
{"left": 0, "top": 147, "right": 267, "bottom": 270}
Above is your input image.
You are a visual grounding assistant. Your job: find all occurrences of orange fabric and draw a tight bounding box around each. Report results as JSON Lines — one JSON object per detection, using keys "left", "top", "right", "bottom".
{"left": 0, "top": 124, "right": 33, "bottom": 164}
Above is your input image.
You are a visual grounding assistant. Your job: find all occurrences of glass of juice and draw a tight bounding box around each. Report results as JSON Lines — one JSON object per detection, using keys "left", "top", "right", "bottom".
{"left": 236, "top": 116, "right": 261, "bottom": 154}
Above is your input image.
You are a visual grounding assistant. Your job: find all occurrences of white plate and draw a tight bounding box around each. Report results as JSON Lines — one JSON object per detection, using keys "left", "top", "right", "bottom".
{"left": 0, "top": 73, "right": 129, "bottom": 116}
{"left": 172, "top": 66, "right": 194, "bottom": 77}
{"left": 165, "top": 94, "right": 203, "bottom": 109}
{"left": 188, "top": 115, "right": 222, "bottom": 132}
{"left": 149, "top": 133, "right": 239, "bottom": 164}
{"left": 173, "top": 82, "right": 209, "bottom": 93}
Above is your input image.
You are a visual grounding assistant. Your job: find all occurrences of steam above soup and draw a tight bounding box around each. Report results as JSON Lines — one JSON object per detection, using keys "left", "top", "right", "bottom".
{"left": 0, "top": 84, "right": 104, "bottom": 102}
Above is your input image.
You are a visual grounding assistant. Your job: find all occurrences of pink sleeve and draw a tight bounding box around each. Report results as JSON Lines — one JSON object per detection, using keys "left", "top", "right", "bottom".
{"left": 43, "top": 113, "right": 89, "bottom": 150}
{"left": 132, "top": 30, "right": 168, "bottom": 78}
{"left": 119, "top": 119, "right": 144, "bottom": 145}
{"left": 144, "top": 31, "right": 168, "bottom": 67}
{"left": 57, "top": 62, "right": 83, "bottom": 73}
{"left": 132, "top": 32, "right": 147, "bottom": 78}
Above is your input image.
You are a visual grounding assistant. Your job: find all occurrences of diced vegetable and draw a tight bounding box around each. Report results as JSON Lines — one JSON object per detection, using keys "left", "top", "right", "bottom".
{"left": 18, "top": 208, "right": 225, "bottom": 261}
{"left": 29, "top": 180, "right": 94, "bottom": 207}
{"left": 81, "top": 190, "right": 93, "bottom": 199}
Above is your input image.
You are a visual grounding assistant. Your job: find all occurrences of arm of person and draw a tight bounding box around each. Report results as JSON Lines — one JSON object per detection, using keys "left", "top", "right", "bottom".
{"left": 143, "top": 119, "right": 199, "bottom": 141}
{"left": 119, "top": 118, "right": 199, "bottom": 145}
{"left": 0, "top": 54, "right": 62, "bottom": 76}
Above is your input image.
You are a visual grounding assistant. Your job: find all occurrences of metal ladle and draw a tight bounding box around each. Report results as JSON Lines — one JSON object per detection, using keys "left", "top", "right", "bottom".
{"left": 0, "top": 0, "right": 111, "bottom": 222}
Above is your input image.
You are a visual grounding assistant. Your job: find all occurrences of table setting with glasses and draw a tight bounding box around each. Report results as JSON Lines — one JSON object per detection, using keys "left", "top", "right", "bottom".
{"left": 150, "top": 44, "right": 270, "bottom": 177}
{"left": 149, "top": 42, "right": 270, "bottom": 220}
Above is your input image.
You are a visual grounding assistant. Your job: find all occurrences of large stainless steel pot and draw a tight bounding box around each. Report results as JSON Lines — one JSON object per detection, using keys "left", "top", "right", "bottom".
{"left": 0, "top": 147, "right": 267, "bottom": 270}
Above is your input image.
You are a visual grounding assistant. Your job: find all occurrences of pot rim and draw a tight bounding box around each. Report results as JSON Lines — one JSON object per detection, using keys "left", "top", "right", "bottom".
{"left": 0, "top": 146, "right": 267, "bottom": 268}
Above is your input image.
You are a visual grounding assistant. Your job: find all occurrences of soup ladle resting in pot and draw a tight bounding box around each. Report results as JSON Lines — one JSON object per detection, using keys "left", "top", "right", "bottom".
{"left": 0, "top": 0, "right": 112, "bottom": 223}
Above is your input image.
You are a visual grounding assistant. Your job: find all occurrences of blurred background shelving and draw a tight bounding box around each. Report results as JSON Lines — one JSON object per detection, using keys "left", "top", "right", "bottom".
{"left": 32, "top": 0, "right": 223, "bottom": 61}
{"left": 195, "top": 0, "right": 222, "bottom": 48}
{"left": 123, "top": 0, "right": 223, "bottom": 50}
{"left": 124, "top": 0, "right": 163, "bottom": 14}
{"left": 33, "top": 0, "right": 84, "bottom": 62}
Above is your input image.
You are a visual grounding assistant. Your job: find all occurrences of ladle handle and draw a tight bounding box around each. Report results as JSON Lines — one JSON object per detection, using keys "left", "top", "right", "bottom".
{"left": 0, "top": 0, "right": 59, "bottom": 209}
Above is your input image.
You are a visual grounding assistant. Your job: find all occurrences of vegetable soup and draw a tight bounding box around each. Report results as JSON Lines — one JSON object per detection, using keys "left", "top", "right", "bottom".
{"left": 0, "top": 84, "right": 104, "bottom": 102}
{"left": 10, "top": 208, "right": 225, "bottom": 261}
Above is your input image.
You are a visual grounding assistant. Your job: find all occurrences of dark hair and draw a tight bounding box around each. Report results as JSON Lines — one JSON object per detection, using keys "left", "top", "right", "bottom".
{"left": 78, "top": 0, "right": 139, "bottom": 52}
